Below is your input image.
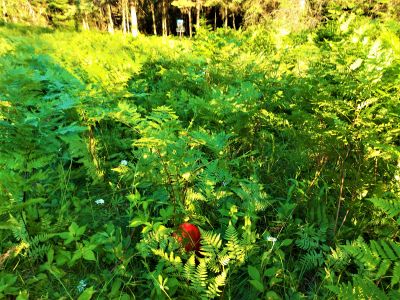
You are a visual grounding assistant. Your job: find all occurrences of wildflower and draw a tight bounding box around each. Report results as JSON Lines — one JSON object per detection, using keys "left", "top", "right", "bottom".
{"left": 77, "top": 279, "right": 87, "bottom": 293}
{"left": 266, "top": 236, "right": 277, "bottom": 243}
{"left": 120, "top": 160, "right": 128, "bottom": 166}
{"left": 95, "top": 199, "right": 105, "bottom": 205}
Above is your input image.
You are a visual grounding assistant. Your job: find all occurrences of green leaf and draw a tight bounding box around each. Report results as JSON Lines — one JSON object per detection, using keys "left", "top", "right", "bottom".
{"left": 55, "top": 250, "right": 71, "bottom": 266}
{"left": 264, "top": 267, "right": 280, "bottom": 277}
{"left": 71, "top": 250, "right": 82, "bottom": 263}
{"left": 265, "top": 291, "right": 282, "bottom": 300}
{"left": 279, "top": 239, "right": 293, "bottom": 247}
{"left": 249, "top": 279, "right": 264, "bottom": 292}
{"left": 248, "top": 265, "right": 261, "bottom": 281}
{"left": 69, "top": 222, "right": 86, "bottom": 237}
{"left": 82, "top": 249, "right": 96, "bottom": 261}
{"left": 77, "top": 287, "right": 95, "bottom": 300}
{"left": 57, "top": 124, "right": 86, "bottom": 135}
{"left": 130, "top": 217, "right": 149, "bottom": 227}
{"left": 47, "top": 248, "right": 54, "bottom": 264}
{"left": 16, "top": 290, "right": 29, "bottom": 300}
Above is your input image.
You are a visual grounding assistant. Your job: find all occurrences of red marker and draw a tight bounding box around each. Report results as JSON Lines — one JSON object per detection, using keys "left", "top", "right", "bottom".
{"left": 173, "top": 223, "right": 201, "bottom": 252}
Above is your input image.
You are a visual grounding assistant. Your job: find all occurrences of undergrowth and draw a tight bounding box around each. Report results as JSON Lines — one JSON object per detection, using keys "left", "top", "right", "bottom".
{"left": 0, "top": 13, "right": 399, "bottom": 299}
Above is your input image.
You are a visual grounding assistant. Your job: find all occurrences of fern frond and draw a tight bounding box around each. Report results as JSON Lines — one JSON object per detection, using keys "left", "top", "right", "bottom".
{"left": 219, "top": 255, "right": 230, "bottom": 267}
{"left": 206, "top": 259, "right": 221, "bottom": 273}
{"left": 192, "top": 260, "right": 207, "bottom": 288}
{"left": 185, "top": 188, "right": 206, "bottom": 202}
{"left": 183, "top": 254, "right": 196, "bottom": 281}
{"left": 299, "top": 250, "right": 324, "bottom": 272}
{"left": 151, "top": 248, "right": 182, "bottom": 267}
{"left": 369, "top": 198, "right": 400, "bottom": 218}
{"left": 328, "top": 276, "right": 390, "bottom": 300}
{"left": 342, "top": 239, "right": 400, "bottom": 287}
{"left": 12, "top": 225, "right": 29, "bottom": 242}
{"left": 201, "top": 231, "right": 222, "bottom": 250}
{"left": 391, "top": 262, "right": 400, "bottom": 286}
{"left": 295, "top": 224, "right": 326, "bottom": 251}
{"left": 27, "top": 243, "right": 51, "bottom": 261}
{"left": 206, "top": 271, "right": 227, "bottom": 298}
{"left": 225, "top": 224, "right": 245, "bottom": 263}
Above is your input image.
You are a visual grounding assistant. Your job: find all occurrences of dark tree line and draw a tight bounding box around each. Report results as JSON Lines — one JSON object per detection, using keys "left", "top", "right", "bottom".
{"left": 1, "top": 0, "right": 399, "bottom": 36}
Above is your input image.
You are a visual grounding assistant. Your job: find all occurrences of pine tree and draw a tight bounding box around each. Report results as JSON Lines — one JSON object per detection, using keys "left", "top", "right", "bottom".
{"left": 47, "top": 0, "right": 75, "bottom": 27}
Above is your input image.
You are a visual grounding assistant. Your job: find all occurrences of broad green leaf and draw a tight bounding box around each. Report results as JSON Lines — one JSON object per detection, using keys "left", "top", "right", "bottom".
{"left": 249, "top": 279, "right": 264, "bottom": 292}
{"left": 248, "top": 265, "right": 261, "bottom": 281}
{"left": 82, "top": 249, "right": 96, "bottom": 261}
{"left": 279, "top": 239, "right": 293, "bottom": 247}
{"left": 78, "top": 287, "right": 95, "bottom": 300}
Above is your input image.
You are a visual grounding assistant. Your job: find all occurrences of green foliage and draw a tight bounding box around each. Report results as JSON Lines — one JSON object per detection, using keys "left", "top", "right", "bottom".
{"left": 0, "top": 272, "right": 19, "bottom": 298}
{"left": 370, "top": 197, "right": 400, "bottom": 219}
{"left": 0, "top": 11, "right": 399, "bottom": 299}
{"left": 327, "top": 276, "right": 400, "bottom": 300}
{"left": 136, "top": 223, "right": 243, "bottom": 299}
{"left": 47, "top": 0, "right": 76, "bottom": 27}
{"left": 344, "top": 239, "right": 400, "bottom": 284}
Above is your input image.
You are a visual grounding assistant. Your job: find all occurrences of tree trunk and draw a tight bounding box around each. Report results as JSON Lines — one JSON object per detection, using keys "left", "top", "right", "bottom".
{"left": 232, "top": 13, "right": 235, "bottom": 29}
{"left": 98, "top": 6, "right": 104, "bottom": 30}
{"left": 130, "top": 1, "right": 138, "bottom": 37}
{"left": 214, "top": 8, "right": 216, "bottom": 30}
{"left": 107, "top": 4, "right": 114, "bottom": 33}
{"left": 74, "top": 0, "right": 81, "bottom": 31}
{"left": 224, "top": 6, "right": 228, "bottom": 28}
{"left": 125, "top": 1, "right": 130, "bottom": 33}
{"left": 188, "top": 9, "right": 192, "bottom": 37}
{"left": 162, "top": 0, "right": 168, "bottom": 36}
{"left": 26, "top": 0, "right": 37, "bottom": 24}
{"left": 82, "top": 14, "right": 90, "bottom": 30}
{"left": 150, "top": 1, "right": 157, "bottom": 35}
{"left": 196, "top": 0, "right": 200, "bottom": 28}
{"left": 122, "top": 0, "right": 126, "bottom": 33}
{"left": 299, "top": 0, "right": 306, "bottom": 11}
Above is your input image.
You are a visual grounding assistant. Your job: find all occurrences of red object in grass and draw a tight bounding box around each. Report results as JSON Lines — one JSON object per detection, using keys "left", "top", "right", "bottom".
{"left": 173, "top": 223, "right": 201, "bottom": 252}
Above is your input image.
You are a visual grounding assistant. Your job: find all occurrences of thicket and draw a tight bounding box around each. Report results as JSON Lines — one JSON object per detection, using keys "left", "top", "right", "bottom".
{"left": 0, "top": 11, "right": 400, "bottom": 299}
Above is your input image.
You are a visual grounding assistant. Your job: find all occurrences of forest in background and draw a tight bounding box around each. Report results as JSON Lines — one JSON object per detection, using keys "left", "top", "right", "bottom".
{"left": 1, "top": 0, "right": 400, "bottom": 36}
{"left": 1, "top": 0, "right": 400, "bottom": 299}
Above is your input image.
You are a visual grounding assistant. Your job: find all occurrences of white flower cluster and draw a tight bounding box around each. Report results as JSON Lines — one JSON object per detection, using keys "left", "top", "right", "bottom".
{"left": 120, "top": 160, "right": 128, "bottom": 166}
{"left": 77, "top": 279, "right": 87, "bottom": 293}
{"left": 95, "top": 199, "right": 105, "bottom": 205}
{"left": 266, "top": 236, "right": 277, "bottom": 243}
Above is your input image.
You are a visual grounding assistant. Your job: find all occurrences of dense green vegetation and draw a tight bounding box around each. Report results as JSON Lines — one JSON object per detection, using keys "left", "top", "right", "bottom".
{"left": 1, "top": 8, "right": 400, "bottom": 300}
